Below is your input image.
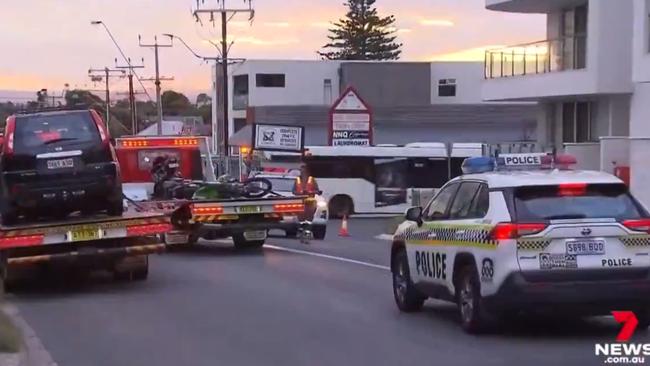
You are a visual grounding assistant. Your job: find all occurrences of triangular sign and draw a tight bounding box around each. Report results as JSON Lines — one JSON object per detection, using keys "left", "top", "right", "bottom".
{"left": 333, "top": 88, "right": 368, "bottom": 111}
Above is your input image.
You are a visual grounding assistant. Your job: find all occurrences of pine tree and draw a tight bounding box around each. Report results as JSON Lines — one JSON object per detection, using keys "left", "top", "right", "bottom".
{"left": 318, "top": 0, "right": 402, "bottom": 61}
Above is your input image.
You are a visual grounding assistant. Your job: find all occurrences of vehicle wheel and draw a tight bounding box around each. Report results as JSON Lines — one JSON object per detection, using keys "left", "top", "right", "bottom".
{"left": 233, "top": 234, "right": 265, "bottom": 250}
{"left": 313, "top": 225, "right": 327, "bottom": 240}
{"left": 285, "top": 229, "right": 298, "bottom": 238}
{"left": 392, "top": 249, "right": 426, "bottom": 312}
{"left": 456, "top": 265, "right": 494, "bottom": 333}
{"left": 328, "top": 195, "right": 353, "bottom": 219}
{"left": 106, "top": 198, "right": 124, "bottom": 217}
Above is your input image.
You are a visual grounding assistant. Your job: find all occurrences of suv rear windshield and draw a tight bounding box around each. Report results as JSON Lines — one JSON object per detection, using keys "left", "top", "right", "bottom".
{"left": 14, "top": 112, "right": 100, "bottom": 154}
{"left": 513, "top": 183, "right": 645, "bottom": 221}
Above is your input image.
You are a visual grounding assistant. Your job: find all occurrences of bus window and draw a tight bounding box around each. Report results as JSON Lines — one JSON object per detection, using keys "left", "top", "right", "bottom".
{"left": 407, "top": 158, "right": 449, "bottom": 188}
{"left": 306, "top": 157, "right": 374, "bottom": 181}
{"left": 375, "top": 158, "right": 408, "bottom": 207}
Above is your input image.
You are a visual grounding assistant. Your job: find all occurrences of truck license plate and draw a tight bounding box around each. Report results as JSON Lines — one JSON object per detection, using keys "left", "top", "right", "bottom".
{"left": 238, "top": 206, "right": 261, "bottom": 214}
{"left": 69, "top": 228, "right": 100, "bottom": 242}
{"left": 243, "top": 230, "right": 267, "bottom": 241}
{"left": 47, "top": 158, "right": 74, "bottom": 169}
{"left": 566, "top": 239, "right": 605, "bottom": 256}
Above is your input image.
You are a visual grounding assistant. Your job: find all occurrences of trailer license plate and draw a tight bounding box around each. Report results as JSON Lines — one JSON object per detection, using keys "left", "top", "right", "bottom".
{"left": 69, "top": 228, "right": 100, "bottom": 242}
{"left": 566, "top": 239, "right": 605, "bottom": 256}
{"left": 47, "top": 158, "right": 74, "bottom": 169}
{"left": 238, "top": 206, "right": 261, "bottom": 214}
{"left": 244, "top": 230, "right": 267, "bottom": 241}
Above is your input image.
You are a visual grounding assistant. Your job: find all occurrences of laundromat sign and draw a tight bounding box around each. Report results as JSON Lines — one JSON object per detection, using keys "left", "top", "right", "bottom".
{"left": 329, "top": 86, "right": 373, "bottom": 147}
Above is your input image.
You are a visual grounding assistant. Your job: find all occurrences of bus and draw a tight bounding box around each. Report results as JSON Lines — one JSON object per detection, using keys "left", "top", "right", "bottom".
{"left": 261, "top": 143, "right": 483, "bottom": 216}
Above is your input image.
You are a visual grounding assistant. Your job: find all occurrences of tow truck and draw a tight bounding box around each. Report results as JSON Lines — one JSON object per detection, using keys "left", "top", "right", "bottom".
{"left": 115, "top": 135, "right": 312, "bottom": 249}
{"left": 0, "top": 211, "right": 172, "bottom": 293}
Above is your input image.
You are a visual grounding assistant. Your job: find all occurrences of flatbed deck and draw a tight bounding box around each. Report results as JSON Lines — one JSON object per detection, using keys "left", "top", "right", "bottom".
{"left": 0, "top": 211, "right": 165, "bottom": 232}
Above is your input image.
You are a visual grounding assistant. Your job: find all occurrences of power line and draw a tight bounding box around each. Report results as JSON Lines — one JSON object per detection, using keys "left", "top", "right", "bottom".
{"left": 115, "top": 58, "right": 146, "bottom": 134}
{"left": 139, "top": 35, "right": 173, "bottom": 136}
{"left": 88, "top": 67, "right": 126, "bottom": 130}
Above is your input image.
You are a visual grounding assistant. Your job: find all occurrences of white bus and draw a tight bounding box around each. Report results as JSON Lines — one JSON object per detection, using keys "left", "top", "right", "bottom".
{"left": 261, "top": 143, "right": 482, "bottom": 215}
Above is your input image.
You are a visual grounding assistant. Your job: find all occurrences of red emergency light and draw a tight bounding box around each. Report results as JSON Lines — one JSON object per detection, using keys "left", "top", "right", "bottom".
{"left": 119, "top": 138, "right": 199, "bottom": 149}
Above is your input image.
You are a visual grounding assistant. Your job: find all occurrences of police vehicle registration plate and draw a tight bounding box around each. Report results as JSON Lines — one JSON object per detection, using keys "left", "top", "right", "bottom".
{"left": 566, "top": 239, "right": 605, "bottom": 256}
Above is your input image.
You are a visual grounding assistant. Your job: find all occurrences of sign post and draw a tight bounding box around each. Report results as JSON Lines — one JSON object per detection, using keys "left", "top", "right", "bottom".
{"left": 251, "top": 123, "right": 305, "bottom": 153}
{"left": 329, "top": 86, "right": 373, "bottom": 147}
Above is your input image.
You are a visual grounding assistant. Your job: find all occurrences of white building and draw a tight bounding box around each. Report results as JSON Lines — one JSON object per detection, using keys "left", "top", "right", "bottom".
{"left": 212, "top": 59, "right": 537, "bottom": 146}
{"left": 483, "top": 0, "right": 650, "bottom": 205}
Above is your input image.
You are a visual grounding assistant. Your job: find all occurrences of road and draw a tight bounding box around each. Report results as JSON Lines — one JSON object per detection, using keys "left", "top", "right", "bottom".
{"left": 6, "top": 219, "right": 649, "bottom": 366}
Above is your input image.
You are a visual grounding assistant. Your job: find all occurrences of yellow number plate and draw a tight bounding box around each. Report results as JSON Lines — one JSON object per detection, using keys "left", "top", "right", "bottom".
{"left": 70, "top": 229, "right": 100, "bottom": 242}
{"left": 238, "top": 206, "right": 261, "bottom": 214}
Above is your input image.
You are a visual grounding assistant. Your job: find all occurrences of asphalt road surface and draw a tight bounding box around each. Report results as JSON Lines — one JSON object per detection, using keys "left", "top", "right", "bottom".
{"left": 6, "top": 219, "right": 650, "bottom": 366}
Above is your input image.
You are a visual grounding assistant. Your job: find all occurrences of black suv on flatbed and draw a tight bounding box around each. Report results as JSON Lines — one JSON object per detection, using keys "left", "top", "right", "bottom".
{"left": 0, "top": 109, "right": 123, "bottom": 225}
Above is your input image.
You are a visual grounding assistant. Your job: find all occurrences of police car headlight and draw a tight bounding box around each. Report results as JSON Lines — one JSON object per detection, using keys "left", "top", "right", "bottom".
{"left": 317, "top": 200, "right": 327, "bottom": 208}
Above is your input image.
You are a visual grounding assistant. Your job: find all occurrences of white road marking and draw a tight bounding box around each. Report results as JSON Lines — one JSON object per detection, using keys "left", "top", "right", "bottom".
{"left": 264, "top": 244, "right": 391, "bottom": 271}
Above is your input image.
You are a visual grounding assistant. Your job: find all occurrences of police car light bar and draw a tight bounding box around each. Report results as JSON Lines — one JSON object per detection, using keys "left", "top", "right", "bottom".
{"left": 461, "top": 153, "right": 577, "bottom": 174}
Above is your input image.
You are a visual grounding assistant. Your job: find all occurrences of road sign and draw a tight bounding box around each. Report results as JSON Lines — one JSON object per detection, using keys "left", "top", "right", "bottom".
{"left": 252, "top": 123, "right": 304, "bottom": 153}
{"left": 329, "top": 86, "right": 373, "bottom": 146}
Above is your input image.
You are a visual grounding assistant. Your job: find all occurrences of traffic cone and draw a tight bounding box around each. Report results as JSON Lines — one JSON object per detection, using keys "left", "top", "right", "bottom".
{"left": 338, "top": 215, "right": 350, "bottom": 237}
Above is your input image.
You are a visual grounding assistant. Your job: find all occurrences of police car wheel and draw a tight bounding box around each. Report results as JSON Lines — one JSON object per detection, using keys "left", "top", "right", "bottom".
{"left": 392, "top": 249, "right": 425, "bottom": 312}
{"left": 457, "top": 266, "right": 492, "bottom": 333}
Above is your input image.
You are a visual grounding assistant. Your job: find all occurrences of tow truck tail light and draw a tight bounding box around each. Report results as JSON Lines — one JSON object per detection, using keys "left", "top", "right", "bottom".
{"left": 0, "top": 234, "right": 44, "bottom": 249}
{"left": 191, "top": 205, "right": 224, "bottom": 215}
{"left": 490, "top": 223, "right": 547, "bottom": 240}
{"left": 273, "top": 203, "right": 305, "bottom": 213}
{"left": 126, "top": 223, "right": 173, "bottom": 237}
{"left": 4, "top": 116, "right": 16, "bottom": 156}
{"left": 622, "top": 219, "right": 650, "bottom": 233}
{"left": 558, "top": 183, "right": 587, "bottom": 196}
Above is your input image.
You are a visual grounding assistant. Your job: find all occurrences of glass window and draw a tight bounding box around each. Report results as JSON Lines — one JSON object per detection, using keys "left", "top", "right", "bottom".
{"left": 233, "top": 75, "right": 249, "bottom": 95}
{"left": 234, "top": 118, "right": 247, "bottom": 133}
{"left": 407, "top": 158, "right": 449, "bottom": 189}
{"left": 449, "top": 182, "right": 481, "bottom": 219}
{"left": 424, "top": 183, "right": 459, "bottom": 221}
{"left": 266, "top": 178, "right": 298, "bottom": 192}
{"left": 438, "top": 79, "right": 456, "bottom": 97}
{"left": 256, "top": 74, "right": 286, "bottom": 88}
{"left": 562, "top": 101, "right": 593, "bottom": 143}
{"left": 513, "top": 184, "right": 644, "bottom": 221}
{"left": 14, "top": 112, "right": 100, "bottom": 153}
{"left": 468, "top": 184, "right": 490, "bottom": 218}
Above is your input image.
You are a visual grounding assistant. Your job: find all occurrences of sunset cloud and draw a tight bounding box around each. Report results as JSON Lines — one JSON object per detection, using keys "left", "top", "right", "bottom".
{"left": 419, "top": 19, "right": 455, "bottom": 27}
{"left": 264, "top": 22, "right": 291, "bottom": 28}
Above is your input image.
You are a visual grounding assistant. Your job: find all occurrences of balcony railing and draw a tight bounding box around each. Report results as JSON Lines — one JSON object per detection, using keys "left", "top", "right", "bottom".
{"left": 485, "top": 34, "right": 587, "bottom": 79}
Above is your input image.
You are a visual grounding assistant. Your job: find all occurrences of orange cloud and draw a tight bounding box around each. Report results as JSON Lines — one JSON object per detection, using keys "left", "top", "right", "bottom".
{"left": 428, "top": 45, "right": 506, "bottom": 61}
{"left": 419, "top": 19, "right": 455, "bottom": 27}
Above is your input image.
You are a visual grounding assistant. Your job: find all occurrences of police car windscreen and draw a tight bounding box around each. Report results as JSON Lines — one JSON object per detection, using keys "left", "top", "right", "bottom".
{"left": 513, "top": 183, "right": 645, "bottom": 221}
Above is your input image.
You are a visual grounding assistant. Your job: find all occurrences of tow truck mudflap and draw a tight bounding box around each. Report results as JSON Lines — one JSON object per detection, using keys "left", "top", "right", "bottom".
{"left": 6, "top": 243, "right": 166, "bottom": 266}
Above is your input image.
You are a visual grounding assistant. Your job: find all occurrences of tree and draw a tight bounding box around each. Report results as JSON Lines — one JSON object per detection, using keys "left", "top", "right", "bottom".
{"left": 196, "top": 93, "right": 211, "bottom": 106}
{"left": 161, "top": 90, "right": 195, "bottom": 116}
{"left": 318, "top": 0, "right": 402, "bottom": 61}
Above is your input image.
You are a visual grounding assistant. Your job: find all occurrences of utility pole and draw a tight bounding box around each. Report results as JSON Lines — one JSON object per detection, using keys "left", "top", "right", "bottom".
{"left": 115, "top": 58, "right": 145, "bottom": 135}
{"left": 139, "top": 35, "right": 173, "bottom": 136}
{"left": 88, "top": 67, "right": 125, "bottom": 130}
{"left": 193, "top": 0, "right": 255, "bottom": 156}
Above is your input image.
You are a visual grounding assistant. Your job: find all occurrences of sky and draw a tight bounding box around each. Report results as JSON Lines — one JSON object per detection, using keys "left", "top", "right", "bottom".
{"left": 0, "top": 0, "right": 545, "bottom": 101}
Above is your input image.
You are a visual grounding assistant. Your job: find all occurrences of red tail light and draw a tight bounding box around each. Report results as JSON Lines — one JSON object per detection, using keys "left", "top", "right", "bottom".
{"left": 558, "top": 183, "right": 587, "bottom": 196}
{"left": 274, "top": 203, "right": 305, "bottom": 213}
{"left": 4, "top": 116, "right": 16, "bottom": 155}
{"left": 126, "top": 223, "right": 173, "bottom": 236}
{"left": 191, "top": 205, "right": 224, "bottom": 216}
{"left": 490, "top": 223, "right": 547, "bottom": 240}
{"left": 90, "top": 110, "right": 110, "bottom": 145}
{"left": 622, "top": 219, "right": 650, "bottom": 233}
{"left": 0, "top": 234, "right": 44, "bottom": 249}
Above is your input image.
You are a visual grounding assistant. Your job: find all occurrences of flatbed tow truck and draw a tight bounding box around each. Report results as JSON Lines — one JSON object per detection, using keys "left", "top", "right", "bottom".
{"left": 0, "top": 211, "right": 172, "bottom": 294}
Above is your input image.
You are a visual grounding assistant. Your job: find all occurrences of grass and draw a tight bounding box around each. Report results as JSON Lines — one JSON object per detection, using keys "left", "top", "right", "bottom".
{"left": 0, "top": 306, "right": 21, "bottom": 354}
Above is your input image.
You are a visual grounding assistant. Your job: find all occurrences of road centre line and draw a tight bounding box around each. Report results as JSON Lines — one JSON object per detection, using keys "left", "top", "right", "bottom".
{"left": 263, "top": 245, "right": 391, "bottom": 271}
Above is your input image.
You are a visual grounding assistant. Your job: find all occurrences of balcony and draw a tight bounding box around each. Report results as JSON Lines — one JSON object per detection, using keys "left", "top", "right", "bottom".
{"left": 485, "top": 35, "right": 586, "bottom": 79}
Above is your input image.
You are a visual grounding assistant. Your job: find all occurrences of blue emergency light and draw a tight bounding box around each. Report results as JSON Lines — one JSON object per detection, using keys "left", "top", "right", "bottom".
{"left": 461, "top": 157, "right": 496, "bottom": 174}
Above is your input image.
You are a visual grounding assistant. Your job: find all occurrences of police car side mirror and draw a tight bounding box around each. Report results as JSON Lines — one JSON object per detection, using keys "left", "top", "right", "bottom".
{"left": 405, "top": 207, "right": 423, "bottom": 226}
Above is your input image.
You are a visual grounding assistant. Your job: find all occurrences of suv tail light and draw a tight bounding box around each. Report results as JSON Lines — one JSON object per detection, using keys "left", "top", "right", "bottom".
{"left": 490, "top": 223, "right": 547, "bottom": 240}
{"left": 3, "top": 116, "right": 16, "bottom": 156}
{"left": 622, "top": 219, "right": 650, "bottom": 233}
{"left": 89, "top": 110, "right": 110, "bottom": 146}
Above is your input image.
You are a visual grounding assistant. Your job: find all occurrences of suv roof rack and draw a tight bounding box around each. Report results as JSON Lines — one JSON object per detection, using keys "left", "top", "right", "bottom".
{"left": 16, "top": 104, "right": 90, "bottom": 115}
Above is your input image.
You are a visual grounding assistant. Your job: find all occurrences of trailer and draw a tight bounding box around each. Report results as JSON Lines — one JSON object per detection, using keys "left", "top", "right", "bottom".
{"left": 0, "top": 211, "right": 172, "bottom": 293}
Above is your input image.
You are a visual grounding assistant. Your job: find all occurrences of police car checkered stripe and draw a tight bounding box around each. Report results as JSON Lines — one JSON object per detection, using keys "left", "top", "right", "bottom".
{"left": 397, "top": 224, "right": 498, "bottom": 248}
{"left": 620, "top": 236, "right": 650, "bottom": 247}
{"left": 516, "top": 239, "right": 551, "bottom": 251}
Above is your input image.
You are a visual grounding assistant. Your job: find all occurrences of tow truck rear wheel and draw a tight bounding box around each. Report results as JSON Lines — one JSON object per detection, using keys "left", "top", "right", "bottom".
{"left": 456, "top": 265, "right": 494, "bottom": 334}
{"left": 233, "top": 234, "right": 265, "bottom": 250}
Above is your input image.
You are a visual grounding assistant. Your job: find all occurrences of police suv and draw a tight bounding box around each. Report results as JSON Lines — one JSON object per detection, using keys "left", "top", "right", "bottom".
{"left": 391, "top": 153, "right": 650, "bottom": 333}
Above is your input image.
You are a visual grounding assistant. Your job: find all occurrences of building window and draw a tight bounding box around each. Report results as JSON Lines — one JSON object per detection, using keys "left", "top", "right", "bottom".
{"left": 438, "top": 79, "right": 456, "bottom": 97}
{"left": 562, "top": 101, "right": 593, "bottom": 143}
{"left": 234, "top": 118, "right": 247, "bottom": 133}
{"left": 233, "top": 75, "right": 249, "bottom": 110}
{"left": 255, "top": 74, "right": 285, "bottom": 88}
{"left": 324, "top": 79, "right": 332, "bottom": 104}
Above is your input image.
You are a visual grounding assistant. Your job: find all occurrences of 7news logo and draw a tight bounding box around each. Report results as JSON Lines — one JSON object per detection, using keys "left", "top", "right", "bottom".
{"left": 595, "top": 311, "right": 648, "bottom": 364}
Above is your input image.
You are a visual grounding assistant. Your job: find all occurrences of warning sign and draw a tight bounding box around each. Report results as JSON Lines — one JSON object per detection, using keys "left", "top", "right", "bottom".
{"left": 329, "top": 86, "right": 373, "bottom": 146}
